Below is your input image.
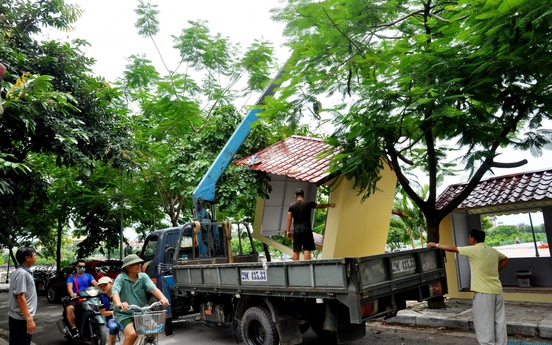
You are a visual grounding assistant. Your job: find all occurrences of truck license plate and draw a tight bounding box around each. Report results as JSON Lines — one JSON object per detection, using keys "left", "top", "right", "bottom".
{"left": 241, "top": 270, "right": 267, "bottom": 282}
{"left": 392, "top": 258, "right": 416, "bottom": 274}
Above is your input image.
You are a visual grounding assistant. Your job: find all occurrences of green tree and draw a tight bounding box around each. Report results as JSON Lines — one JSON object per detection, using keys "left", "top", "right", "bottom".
{"left": 491, "top": 225, "right": 520, "bottom": 238}
{"left": 118, "top": 2, "right": 280, "bottom": 230}
{"left": 486, "top": 225, "right": 521, "bottom": 246}
{"left": 272, "top": 0, "right": 552, "bottom": 246}
{"left": 388, "top": 218, "right": 408, "bottom": 251}
{"left": 0, "top": 0, "right": 131, "bottom": 260}
{"left": 518, "top": 223, "right": 546, "bottom": 234}
{"left": 392, "top": 185, "right": 428, "bottom": 248}
{"left": 481, "top": 217, "right": 493, "bottom": 232}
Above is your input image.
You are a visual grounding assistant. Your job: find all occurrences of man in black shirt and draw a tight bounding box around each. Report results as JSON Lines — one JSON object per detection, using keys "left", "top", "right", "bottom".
{"left": 286, "top": 188, "right": 336, "bottom": 260}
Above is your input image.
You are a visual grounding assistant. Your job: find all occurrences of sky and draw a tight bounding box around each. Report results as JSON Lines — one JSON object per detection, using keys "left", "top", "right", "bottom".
{"left": 47, "top": 0, "right": 289, "bottom": 82}
{"left": 46, "top": 0, "right": 551, "bottom": 230}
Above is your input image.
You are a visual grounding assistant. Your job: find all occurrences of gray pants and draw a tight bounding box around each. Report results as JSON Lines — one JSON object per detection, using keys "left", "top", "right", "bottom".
{"left": 472, "top": 292, "right": 507, "bottom": 345}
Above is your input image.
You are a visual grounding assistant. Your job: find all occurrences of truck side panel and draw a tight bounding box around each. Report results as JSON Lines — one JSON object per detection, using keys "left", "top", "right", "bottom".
{"left": 173, "top": 248, "right": 446, "bottom": 299}
{"left": 173, "top": 259, "right": 349, "bottom": 296}
{"left": 339, "top": 248, "right": 447, "bottom": 323}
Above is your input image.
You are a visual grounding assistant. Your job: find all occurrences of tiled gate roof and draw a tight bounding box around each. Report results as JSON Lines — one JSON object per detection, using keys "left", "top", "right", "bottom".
{"left": 436, "top": 169, "right": 552, "bottom": 215}
{"left": 234, "top": 135, "right": 335, "bottom": 185}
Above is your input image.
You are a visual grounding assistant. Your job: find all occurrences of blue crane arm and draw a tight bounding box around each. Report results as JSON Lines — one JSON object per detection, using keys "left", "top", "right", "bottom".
{"left": 192, "top": 107, "right": 263, "bottom": 205}
{"left": 192, "top": 68, "right": 285, "bottom": 222}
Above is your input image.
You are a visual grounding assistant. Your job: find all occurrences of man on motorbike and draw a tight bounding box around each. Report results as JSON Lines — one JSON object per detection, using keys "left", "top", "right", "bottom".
{"left": 98, "top": 276, "right": 118, "bottom": 345}
{"left": 65, "top": 260, "right": 98, "bottom": 338}
{"left": 112, "top": 254, "right": 169, "bottom": 345}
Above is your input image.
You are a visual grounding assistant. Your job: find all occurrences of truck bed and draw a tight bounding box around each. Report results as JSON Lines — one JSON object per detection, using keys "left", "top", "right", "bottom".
{"left": 172, "top": 247, "right": 446, "bottom": 322}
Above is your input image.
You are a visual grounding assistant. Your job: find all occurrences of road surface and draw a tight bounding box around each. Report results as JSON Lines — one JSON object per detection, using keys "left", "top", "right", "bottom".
{"left": 0, "top": 293, "right": 548, "bottom": 345}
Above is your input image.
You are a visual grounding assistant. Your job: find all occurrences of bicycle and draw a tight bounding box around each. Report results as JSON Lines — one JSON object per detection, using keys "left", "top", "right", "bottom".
{"left": 114, "top": 301, "right": 166, "bottom": 345}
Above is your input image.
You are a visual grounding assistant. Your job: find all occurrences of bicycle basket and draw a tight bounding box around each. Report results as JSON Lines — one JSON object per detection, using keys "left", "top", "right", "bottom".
{"left": 133, "top": 310, "right": 166, "bottom": 335}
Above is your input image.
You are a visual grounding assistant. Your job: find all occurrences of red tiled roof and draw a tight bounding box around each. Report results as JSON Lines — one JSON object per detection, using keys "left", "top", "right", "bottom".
{"left": 234, "top": 136, "right": 336, "bottom": 185}
{"left": 436, "top": 169, "right": 552, "bottom": 214}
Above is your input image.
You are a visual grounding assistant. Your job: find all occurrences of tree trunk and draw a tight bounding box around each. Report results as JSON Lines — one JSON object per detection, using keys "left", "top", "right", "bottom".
{"left": 426, "top": 216, "right": 446, "bottom": 308}
{"left": 426, "top": 216, "right": 441, "bottom": 243}
{"left": 9, "top": 248, "right": 17, "bottom": 269}
{"left": 56, "top": 217, "right": 62, "bottom": 273}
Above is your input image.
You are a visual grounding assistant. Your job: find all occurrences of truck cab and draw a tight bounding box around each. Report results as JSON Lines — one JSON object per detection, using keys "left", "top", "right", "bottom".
{"left": 141, "top": 226, "right": 181, "bottom": 285}
{"left": 140, "top": 222, "right": 259, "bottom": 321}
{"left": 140, "top": 226, "right": 193, "bottom": 320}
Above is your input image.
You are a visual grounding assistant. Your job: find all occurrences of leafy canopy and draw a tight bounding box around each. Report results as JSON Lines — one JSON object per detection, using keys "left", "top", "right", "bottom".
{"left": 272, "top": 0, "right": 552, "bottom": 241}
{"left": 118, "top": 2, "right": 282, "bottom": 230}
{"left": 0, "top": 0, "right": 130, "bottom": 255}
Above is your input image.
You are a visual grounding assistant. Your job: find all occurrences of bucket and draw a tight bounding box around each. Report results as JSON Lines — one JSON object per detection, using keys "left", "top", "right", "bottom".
{"left": 515, "top": 270, "right": 531, "bottom": 287}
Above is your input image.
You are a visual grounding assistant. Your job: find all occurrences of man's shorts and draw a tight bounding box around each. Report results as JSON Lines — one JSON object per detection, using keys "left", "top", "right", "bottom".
{"left": 64, "top": 297, "right": 79, "bottom": 310}
{"left": 119, "top": 318, "right": 133, "bottom": 330}
{"left": 293, "top": 227, "right": 316, "bottom": 252}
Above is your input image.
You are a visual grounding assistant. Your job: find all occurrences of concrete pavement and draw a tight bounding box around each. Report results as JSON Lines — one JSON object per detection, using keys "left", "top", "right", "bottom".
{"left": 1, "top": 283, "right": 551, "bottom": 343}
{"left": 386, "top": 298, "right": 552, "bottom": 340}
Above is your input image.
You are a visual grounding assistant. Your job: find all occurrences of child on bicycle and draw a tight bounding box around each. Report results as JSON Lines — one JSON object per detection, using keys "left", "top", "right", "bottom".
{"left": 112, "top": 254, "right": 169, "bottom": 345}
{"left": 97, "top": 276, "right": 118, "bottom": 345}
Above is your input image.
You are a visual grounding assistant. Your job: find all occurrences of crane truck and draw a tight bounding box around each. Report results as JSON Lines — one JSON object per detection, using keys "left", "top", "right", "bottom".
{"left": 140, "top": 68, "right": 448, "bottom": 345}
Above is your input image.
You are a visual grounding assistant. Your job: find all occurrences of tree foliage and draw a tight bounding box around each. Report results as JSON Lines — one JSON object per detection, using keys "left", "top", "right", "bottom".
{"left": 481, "top": 217, "right": 493, "bottom": 232}
{"left": 119, "top": 2, "right": 281, "bottom": 230}
{"left": 0, "top": 0, "right": 130, "bottom": 258}
{"left": 272, "top": 0, "right": 552, "bottom": 242}
{"left": 392, "top": 185, "right": 427, "bottom": 248}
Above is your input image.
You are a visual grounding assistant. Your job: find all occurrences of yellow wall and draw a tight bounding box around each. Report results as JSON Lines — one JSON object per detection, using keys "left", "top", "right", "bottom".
{"left": 252, "top": 161, "right": 397, "bottom": 260}
{"left": 321, "top": 162, "right": 397, "bottom": 259}
{"left": 440, "top": 214, "right": 552, "bottom": 303}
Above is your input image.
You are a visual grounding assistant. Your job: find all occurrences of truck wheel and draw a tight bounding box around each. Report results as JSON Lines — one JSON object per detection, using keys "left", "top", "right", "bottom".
{"left": 240, "top": 306, "right": 279, "bottom": 345}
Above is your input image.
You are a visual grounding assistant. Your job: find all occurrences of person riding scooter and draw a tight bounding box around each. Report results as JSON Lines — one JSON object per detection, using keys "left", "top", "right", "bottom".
{"left": 57, "top": 284, "right": 107, "bottom": 344}
{"left": 66, "top": 260, "right": 98, "bottom": 338}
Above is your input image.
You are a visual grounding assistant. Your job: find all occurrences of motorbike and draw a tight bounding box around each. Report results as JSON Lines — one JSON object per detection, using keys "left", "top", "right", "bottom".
{"left": 56, "top": 285, "right": 108, "bottom": 345}
{"left": 33, "top": 267, "right": 54, "bottom": 292}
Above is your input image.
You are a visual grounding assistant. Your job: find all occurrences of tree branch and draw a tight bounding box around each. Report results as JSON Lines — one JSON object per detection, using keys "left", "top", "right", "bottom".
{"left": 394, "top": 148, "right": 414, "bottom": 165}
{"left": 428, "top": 13, "right": 450, "bottom": 22}
{"left": 320, "top": 7, "right": 428, "bottom": 87}
{"left": 437, "top": 103, "right": 529, "bottom": 219}
{"left": 490, "top": 159, "right": 528, "bottom": 168}
{"left": 386, "top": 145, "right": 426, "bottom": 209}
{"left": 428, "top": 13, "right": 468, "bottom": 22}
{"left": 370, "top": 10, "right": 425, "bottom": 29}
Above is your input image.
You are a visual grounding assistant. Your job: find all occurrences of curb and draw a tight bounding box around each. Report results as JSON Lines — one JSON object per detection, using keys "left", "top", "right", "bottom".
{"left": 388, "top": 313, "right": 471, "bottom": 331}
{"left": 508, "top": 321, "right": 537, "bottom": 337}
{"left": 388, "top": 312, "right": 551, "bottom": 340}
{"left": 538, "top": 319, "right": 552, "bottom": 339}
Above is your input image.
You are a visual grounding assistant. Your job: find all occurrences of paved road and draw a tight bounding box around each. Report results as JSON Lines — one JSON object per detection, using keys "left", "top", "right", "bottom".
{"left": 0, "top": 293, "right": 548, "bottom": 345}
